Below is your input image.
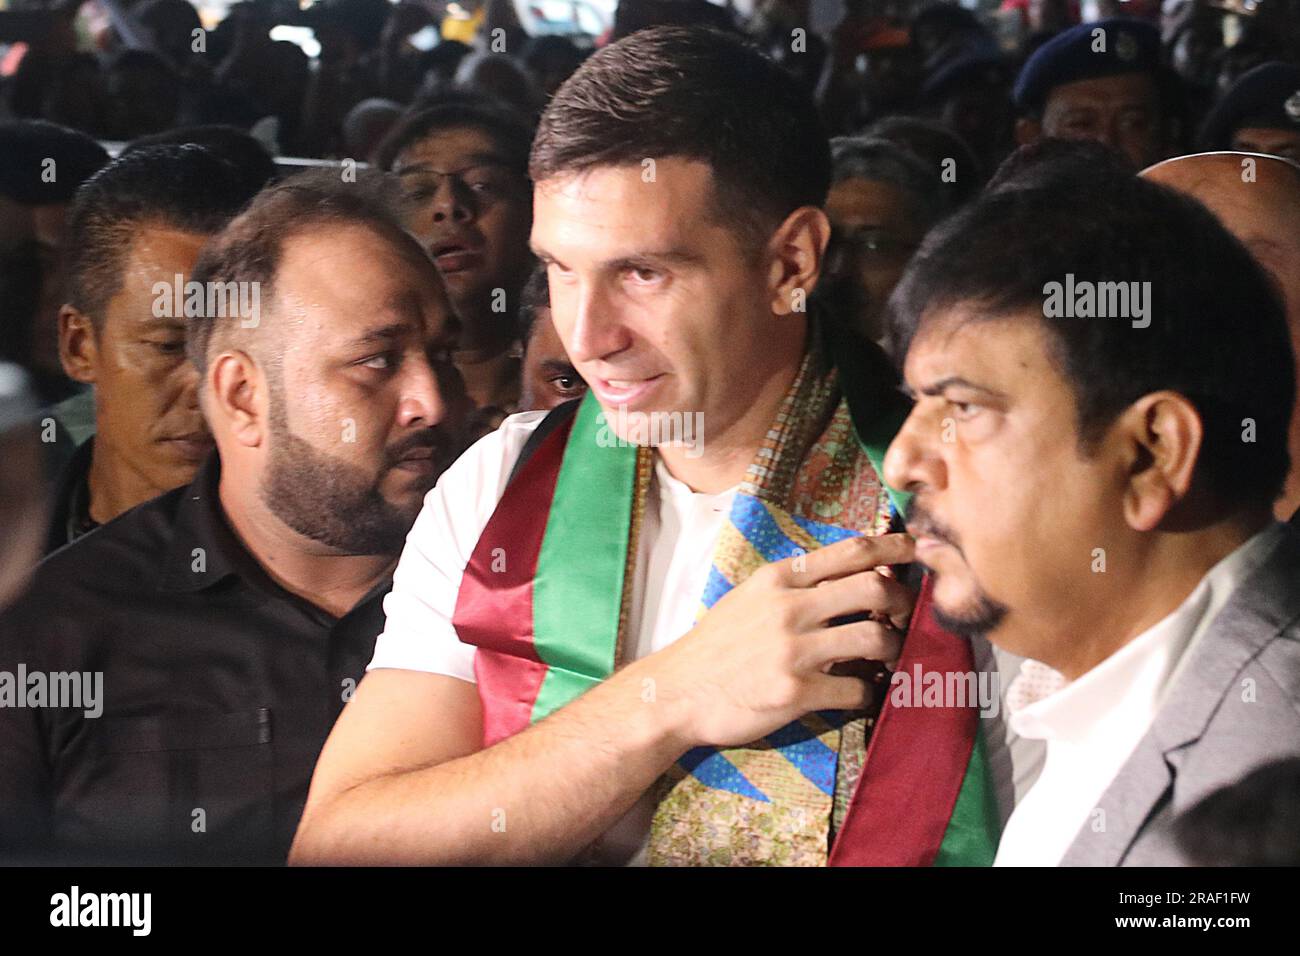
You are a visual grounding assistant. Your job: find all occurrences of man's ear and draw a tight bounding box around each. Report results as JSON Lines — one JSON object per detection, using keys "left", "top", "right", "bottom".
{"left": 58, "top": 305, "right": 97, "bottom": 384}
{"left": 766, "top": 205, "right": 832, "bottom": 317}
{"left": 1014, "top": 116, "right": 1042, "bottom": 147}
{"left": 1118, "top": 391, "right": 1203, "bottom": 532}
{"left": 208, "top": 350, "right": 266, "bottom": 449}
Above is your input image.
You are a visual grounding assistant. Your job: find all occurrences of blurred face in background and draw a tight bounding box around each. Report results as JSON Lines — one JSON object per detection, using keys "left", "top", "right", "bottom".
{"left": 824, "top": 176, "right": 924, "bottom": 345}
{"left": 0, "top": 197, "right": 72, "bottom": 386}
{"left": 394, "top": 125, "right": 533, "bottom": 341}
{"left": 1231, "top": 127, "right": 1300, "bottom": 164}
{"left": 1032, "top": 73, "right": 1165, "bottom": 168}
{"left": 520, "top": 305, "right": 585, "bottom": 411}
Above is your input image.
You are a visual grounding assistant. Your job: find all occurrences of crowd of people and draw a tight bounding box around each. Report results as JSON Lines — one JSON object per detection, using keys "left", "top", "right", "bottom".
{"left": 0, "top": 0, "right": 1299, "bottom": 867}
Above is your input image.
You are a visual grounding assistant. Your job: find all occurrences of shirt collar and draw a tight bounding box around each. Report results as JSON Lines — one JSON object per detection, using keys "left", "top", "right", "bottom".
{"left": 159, "top": 451, "right": 242, "bottom": 593}
{"left": 1007, "top": 523, "right": 1287, "bottom": 745}
{"left": 157, "top": 452, "right": 395, "bottom": 620}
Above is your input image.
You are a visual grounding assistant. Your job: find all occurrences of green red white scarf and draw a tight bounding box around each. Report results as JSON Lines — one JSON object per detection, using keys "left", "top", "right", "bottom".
{"left": 452, "top": 320, "right": 999, "bottom": 865}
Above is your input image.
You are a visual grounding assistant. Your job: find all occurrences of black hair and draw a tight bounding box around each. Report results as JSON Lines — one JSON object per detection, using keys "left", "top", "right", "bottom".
{"left": 375, "top": 95, "right": 534, "bottom": 176}
{"left": 65, "top": 145, "right": 259, "bottom": 326}
{"left": 888, "top": 163, "right": 1294, "bottom": 511}
{"left": 986, "top": 138, "right": 1136, "bottom": 192}
{"left": 123, "top": 125, "right": 278, "bottom": 198}
{"left": 865, "top": 114, "right": 984, "bottom": 203}
{"left": 530, "top": 25, "right": 830, "bottom": 253}
{"left": 0, "top": 120, "right": 109, "bottom": 205}
{"left": 830, "top": 135, "right": 955, "bottom": 228}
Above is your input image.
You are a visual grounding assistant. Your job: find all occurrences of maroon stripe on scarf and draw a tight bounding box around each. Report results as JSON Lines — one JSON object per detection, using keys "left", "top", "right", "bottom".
{"left": 828, "top": 575, "right": 978, "bottom": 866}
{"left": 453, "top": 414, "right": 577, "bottom": 747}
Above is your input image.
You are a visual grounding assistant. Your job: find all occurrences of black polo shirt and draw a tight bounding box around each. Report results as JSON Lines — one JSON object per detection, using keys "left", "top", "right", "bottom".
{"left": 44, "top": 435, "right": 97, "bottom": 555}
{"left": 0, "top": 453, "right": 390, "bottom": 865}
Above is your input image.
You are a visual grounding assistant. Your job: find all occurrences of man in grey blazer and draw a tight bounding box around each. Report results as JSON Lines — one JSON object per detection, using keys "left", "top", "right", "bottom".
{"left": 879, "top": 153, "right": 1300, "bottom": 866}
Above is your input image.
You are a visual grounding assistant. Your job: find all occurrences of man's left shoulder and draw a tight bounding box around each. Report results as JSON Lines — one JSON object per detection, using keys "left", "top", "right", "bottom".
{"left": 1174, "top": 630, "right": 1300, "bottom": 800}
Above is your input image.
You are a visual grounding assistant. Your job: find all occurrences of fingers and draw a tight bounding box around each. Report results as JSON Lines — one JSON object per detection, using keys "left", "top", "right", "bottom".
{"left": 805, "top": 672, "right": 875, "bottom": 713}
{"left": 796, "top": 619, "right": 903, "bottom": 674}
{"left": 800, "top": 568, "right": 916, "bottom": 631}
{"left": 771, "top": 533, "right": 915, "bottom": 589}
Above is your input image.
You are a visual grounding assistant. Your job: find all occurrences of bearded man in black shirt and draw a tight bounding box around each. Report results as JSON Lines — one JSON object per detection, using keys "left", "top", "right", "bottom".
{"left": 0, "top": 172, "right": 471, "bottom": 864}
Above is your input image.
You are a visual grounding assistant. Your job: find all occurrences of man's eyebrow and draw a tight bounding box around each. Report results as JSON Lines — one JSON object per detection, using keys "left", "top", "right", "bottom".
{"left": 539, "top": 358, "right": 578, "bottom": 374}
{"left": 343, "top": 320, "right": 412, "bottom": 349}
{"left": 917, "top": 376, "right": 1007, "bottom": 399}
{"left": 141, "top": 316, "right": 187, "bottom": 330}
{"left": 529, "top": 247, "right": 705, "bottom": 269}
{"left": 610, "top": 249, "right": 704, "bottom": 269}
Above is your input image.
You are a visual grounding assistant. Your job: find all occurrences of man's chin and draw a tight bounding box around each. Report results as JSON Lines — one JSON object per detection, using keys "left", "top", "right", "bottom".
{"left": 927, "top": 573, "right": 1009, "bottom": 639}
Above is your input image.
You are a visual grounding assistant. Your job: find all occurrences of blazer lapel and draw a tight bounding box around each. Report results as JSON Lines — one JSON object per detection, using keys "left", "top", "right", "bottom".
{"left": 1060, "top": 525, "right": 1300, "bottom": 865}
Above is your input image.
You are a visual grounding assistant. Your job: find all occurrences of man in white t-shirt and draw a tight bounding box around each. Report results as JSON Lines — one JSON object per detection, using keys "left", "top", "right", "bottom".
{"left": 290, "top": 26, "right": 1011, "bottom": 866}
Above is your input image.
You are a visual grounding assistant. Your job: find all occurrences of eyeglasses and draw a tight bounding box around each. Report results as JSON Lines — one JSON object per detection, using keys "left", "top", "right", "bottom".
{"left": 831, "top": 227, "right": 918, "bottom": 257}
{"left": 396, "top": 162, "right": 524, "bottom": 204}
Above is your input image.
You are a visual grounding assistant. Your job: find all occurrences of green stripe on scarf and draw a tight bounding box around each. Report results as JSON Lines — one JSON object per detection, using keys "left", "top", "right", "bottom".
{"left": 531, "top": 395, "right": 638, "bottom": 721}
{"left": 932, "top": 731, "right": 1000, "bottom": 866}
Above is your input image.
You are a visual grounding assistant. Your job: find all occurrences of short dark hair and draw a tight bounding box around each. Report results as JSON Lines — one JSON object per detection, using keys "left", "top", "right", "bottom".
{"left": 123, "top": 124, "right": 278, "bottom": 198}
{"left": 985, "top": 137, "right": 1135, "bottom": 193}
{"left": 0, "top": 120, "right": 108, "bottom": 206}
{"left": 529, "top": 25, "right": 831, "bottom": 252}
{"left": 888, "top": 164, "right": 1294, "bottom": 511}
{"left": 376, "top": 95, "right": 534, "bottom": 175}
{"left": 830, "top": 135, "right": 955, "bottom": 229}
{"left": 864, "top": 115, "right": 983, "bottom": 204}
{"left": 186, "top": 168, "right": 422, "bottom": 376}
{"left": 65, "top": 144, "right": 257, "bottom": 326}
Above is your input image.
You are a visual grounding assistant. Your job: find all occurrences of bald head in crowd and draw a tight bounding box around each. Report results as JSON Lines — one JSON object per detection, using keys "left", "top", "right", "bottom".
{"left": 1142, "top": 152, "right": 1300, "bottom": 519}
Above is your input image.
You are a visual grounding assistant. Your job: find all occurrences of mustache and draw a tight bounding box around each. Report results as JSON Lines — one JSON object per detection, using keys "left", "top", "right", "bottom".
{"left": 904, "top": 498, "right": 962, "bottom": 552}
{"left": 384, "top": 429, "right": 454, "bottom": 468}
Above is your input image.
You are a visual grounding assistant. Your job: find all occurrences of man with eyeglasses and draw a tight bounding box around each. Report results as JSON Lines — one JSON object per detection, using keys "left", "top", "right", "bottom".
{"left": 377, "top": 95, "right": 536, "bottom": 432}
{"left": 819, "top": 136, "right": 955, "bottom": 352}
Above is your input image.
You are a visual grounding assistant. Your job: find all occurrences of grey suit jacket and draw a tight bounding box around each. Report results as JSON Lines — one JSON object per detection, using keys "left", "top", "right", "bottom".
{"left": 1059, "top": 524, "right": 1300, "bottom": 866}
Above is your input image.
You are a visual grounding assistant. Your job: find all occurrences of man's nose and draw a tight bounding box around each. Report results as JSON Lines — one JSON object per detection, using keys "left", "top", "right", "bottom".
{"left": 395, "top": 356, "right": 450, "bottom": 429}
{"left": 883, "top": 406, "right": 945, "bottom": 496}
{"left": 562, "top": 281, "right": 631, "bottom": 365}
{"left": 430, "top": 177, "right": 473, "bottom": 225}
{"left": 177, "top": 360, "right": 202, "bottom": 412}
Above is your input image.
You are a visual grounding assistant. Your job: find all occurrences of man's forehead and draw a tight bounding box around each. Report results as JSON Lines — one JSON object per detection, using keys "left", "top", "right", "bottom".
{"left": 129, "top": 222, "right": 210, "bottom": 259}
{"left": 397, "top": 127, "right": 510, "bottom": 171}
{"left": 531, "top": 160, "right": 716, "bottom": 252}
{"left": 904, "top": 309, "right": 1047, "bottom": 385}
{"left": 1048, "top": 72, "right": 1156, "bottom": 109}
{"left": 274, "top": 227, "right": 450, "bottom": 337}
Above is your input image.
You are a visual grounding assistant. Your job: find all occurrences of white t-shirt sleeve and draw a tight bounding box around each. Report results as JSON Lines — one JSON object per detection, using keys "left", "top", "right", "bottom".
{"left": 366, "top": 410, "right": 549, "bottom": 682}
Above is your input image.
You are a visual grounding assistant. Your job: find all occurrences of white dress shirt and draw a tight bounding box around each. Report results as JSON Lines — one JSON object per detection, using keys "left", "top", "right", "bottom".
{"left": 993, "top": 523, "right": 1285, "bottom": 866}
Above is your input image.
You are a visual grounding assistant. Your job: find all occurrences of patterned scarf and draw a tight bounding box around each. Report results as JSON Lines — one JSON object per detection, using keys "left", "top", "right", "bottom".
{"left": 645, "top": 333, "right": 896, "bottom": 865}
